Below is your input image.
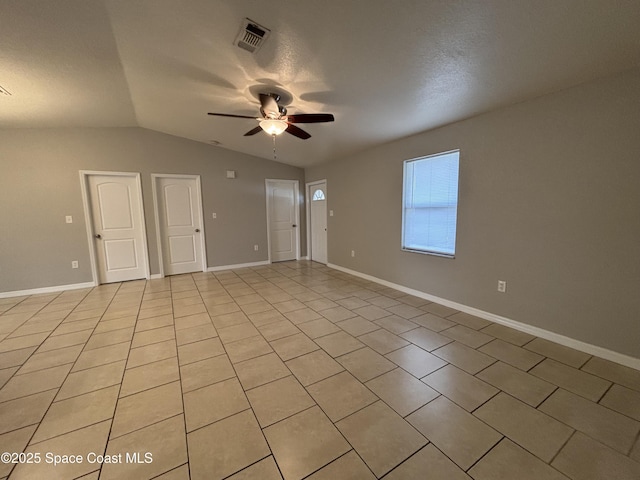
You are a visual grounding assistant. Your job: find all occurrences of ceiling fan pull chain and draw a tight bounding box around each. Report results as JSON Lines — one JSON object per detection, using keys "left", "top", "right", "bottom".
{"left": 273, "top": 134, "right": 277, "bottom": 160}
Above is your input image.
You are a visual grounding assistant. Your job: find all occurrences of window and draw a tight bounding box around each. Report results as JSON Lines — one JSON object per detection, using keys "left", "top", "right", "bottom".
{"left": 312, "top": 189, "right": 325, "bottom": 201}
{"left": 402, "top": 150, "right": 460, "bottom": 257}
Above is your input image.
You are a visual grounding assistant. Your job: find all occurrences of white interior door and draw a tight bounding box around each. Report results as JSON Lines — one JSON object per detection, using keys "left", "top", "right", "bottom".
{"left": 155, "top": 176, "right": 205, "bottom": 276}
{"left": 87, "top": 174, "right": 147, "bottom": 284}
{"left": 267, "top": 180, "right": 299, "bottom": 262}
{"left": 309, "top": 181, "right": 328, "bottom": 264}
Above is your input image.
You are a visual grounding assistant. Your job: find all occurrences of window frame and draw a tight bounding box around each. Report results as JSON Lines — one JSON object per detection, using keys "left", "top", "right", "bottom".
{"left": 401, "top": 149, "right": 460, "bottom": 258}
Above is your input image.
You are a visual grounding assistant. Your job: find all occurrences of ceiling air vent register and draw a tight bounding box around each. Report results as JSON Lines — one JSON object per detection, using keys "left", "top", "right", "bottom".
{"left": 235, "top": 18, "right": 270, "bottom": 54}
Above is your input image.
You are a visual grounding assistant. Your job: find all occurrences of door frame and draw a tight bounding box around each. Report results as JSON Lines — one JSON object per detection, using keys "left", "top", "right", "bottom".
{"left": 306, "top": 179, "right": 328, "bottom": 263}
{"left": 265, "top": 179, "right": 300, "bottom": 263}
{"left": 79, "top": 170, "right": 151, "bottom": 285}
{"left": 151, "top": 173, "right": 208, "bottom": 278}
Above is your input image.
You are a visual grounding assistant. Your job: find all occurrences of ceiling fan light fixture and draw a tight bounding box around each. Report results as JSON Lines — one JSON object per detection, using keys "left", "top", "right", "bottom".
{"left": 260, "top": 119, "right": 287, "bottom": 136}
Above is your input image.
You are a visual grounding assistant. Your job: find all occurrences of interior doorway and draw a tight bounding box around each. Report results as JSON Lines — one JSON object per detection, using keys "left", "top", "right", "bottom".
{"left": 266, "top": 179, "right": 300, "bottom": 262}
{"left": 80, "top": 171, "right": 150, "bottom": 284}
{"left": 307, "top": 180, "right": 328, "bottom": 264}
{"left": 152, "top": 174, "right": 207, "bottom": 276}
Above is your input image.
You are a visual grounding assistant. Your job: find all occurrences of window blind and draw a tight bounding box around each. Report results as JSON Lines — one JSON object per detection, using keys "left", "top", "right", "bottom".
{"left": 402, "top": 150, "right": 460, "bottom": 256}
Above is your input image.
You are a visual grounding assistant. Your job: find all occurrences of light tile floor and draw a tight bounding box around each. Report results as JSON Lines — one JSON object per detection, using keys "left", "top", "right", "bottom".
{"left": 1, "top": 261, "right": 639, "bottom": 479}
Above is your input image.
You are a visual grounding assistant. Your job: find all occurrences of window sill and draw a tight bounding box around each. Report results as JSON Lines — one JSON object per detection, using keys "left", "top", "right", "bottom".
{"left": 401, "top": 247, "right": 455, "bottom": 259}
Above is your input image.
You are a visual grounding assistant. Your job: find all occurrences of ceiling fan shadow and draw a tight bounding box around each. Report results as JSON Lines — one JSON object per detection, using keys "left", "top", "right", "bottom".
{"left": 161, "top": 55, "right": 238, "bottom": 90}
{"left": 299, "top": 90, "right": 340, "bottom": 106}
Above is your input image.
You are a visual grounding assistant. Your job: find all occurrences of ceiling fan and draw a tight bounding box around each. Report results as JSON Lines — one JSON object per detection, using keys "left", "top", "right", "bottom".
{"left": 207, "top": 93, "right": 334, "bottom": 140}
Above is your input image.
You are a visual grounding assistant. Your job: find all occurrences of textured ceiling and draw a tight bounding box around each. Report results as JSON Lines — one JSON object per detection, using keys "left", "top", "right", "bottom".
{"left": 2, "top": 0, "right": 639, "bottom": 167}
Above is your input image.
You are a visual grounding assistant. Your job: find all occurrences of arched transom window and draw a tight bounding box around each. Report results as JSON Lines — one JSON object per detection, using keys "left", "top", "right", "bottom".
{"left": 312, "top": 189, "right": 326, "bottom": 201}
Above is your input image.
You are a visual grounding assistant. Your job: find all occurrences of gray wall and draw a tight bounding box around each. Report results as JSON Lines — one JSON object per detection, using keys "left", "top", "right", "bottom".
{"left": 306, "top": 68, "right": 640, "bottom": 358}
{"left": 0, "top": 127, "right": 306, "bottom": 292}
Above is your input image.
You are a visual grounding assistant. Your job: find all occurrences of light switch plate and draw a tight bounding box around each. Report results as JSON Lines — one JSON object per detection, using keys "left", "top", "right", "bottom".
{"left": 65, "top": 216, "right": 73, "bottom": 223}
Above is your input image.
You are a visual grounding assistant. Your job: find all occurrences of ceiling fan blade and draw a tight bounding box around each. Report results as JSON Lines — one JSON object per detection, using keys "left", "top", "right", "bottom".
{"left": 285, "top": 123, "right": 311, "bottom": 140}
{"left": 207, "top": 113, "right": 256, "bottom": 119}
{"left": 286, "top": 113, "right": 335, "bottom": 123}
{"left": 243, "top": 126, "right": 263, "bottom": 136}
{"left": 259, "top": 93, "right": 280, "bottom": 118}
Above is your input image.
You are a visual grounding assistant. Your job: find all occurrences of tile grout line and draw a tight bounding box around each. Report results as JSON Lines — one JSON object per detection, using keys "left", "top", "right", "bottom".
{"left": 193, "top": 270, "right": 275, "bottom": 471}
{"left": 0, "top": 291, "right": 103, "bottom": 390}
{"left": 148, "top": 461, "right": 189, "bottom": 479}
{"left": 595, "top": 379, "right": 615, "bottom": 404}
{"left": 630, "top": 430, "right": 640, "bottom": 460}
{"left": 547, "top": 429, "right": 578, "bottom": 466}
{"left": 0, "top": 290, "right": 88, "bottom": 391}
{"left": 296, "top": 271, "right": 417, "bottom": 479}
{"left": 534, "top": 384, "right": 559, "bottom": 409}
{"left": 206, "top": 269, "right": 283, "bottom": 478}
{"left": 169, "top": 274, "right": 193, "bottom": 480}
{"left": 218, "top": 453, "right": 275, "bottom": 479}
{"left": 93, "top": 281, "right": 145, "bottom": 479}
{"left": 4, "top": 262, "right": 639, "bottom": 478}
{"left": 2, "top": 283, "right": 124, "bottom": 479}
{"left": 214, "top": 265, "right": 375, "bottom": 478}
{"left": 463, "top": 435, "right": 506, "bottom": 473}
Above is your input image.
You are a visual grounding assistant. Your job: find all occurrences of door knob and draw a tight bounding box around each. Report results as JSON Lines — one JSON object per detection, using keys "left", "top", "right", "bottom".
{"left": 292, "top": 224, "right": 297, "bottom": 227}
{"left": 94, "top": 234, "right": 102, "bottom": 239}
{"left": 195, "top": 229, "right": 200, "bottom": 233}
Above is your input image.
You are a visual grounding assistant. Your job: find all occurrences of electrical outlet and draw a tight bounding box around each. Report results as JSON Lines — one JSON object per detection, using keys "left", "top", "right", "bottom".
{"left": 254, "top": 245, "right": 259, "bottom": 251}
{"left": 351, "top": 250, "right": 355, "bottom": 257}
{"left": 71, "top": 261, "right": 79, "bottom": 269}
{"left": 329, "top": 210, "right": 334, "bottom": 217}
{"left": 65, "top": 215, "right": 73, "bottom": 224}
{"left": 497, "top": 280, "right": 507, "bottom": 293}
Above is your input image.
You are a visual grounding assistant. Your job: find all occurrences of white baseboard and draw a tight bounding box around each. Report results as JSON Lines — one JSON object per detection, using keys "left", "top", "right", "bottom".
{"left": 0, "top": 281, "right": 96, "bottom": 299}
{"left": 149, "top": 274, "right": 163, "bottom": 280}
{"left": 328, "top": 263, "right": 640, "bottom": 371}
{"left": 298, "top": 256, "right": 309, "bottom": 260}
{"left": 207, "top": 260, "right": 270, "bottom": 272}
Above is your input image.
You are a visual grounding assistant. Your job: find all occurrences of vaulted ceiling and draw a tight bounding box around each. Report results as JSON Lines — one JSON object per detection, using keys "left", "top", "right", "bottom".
{"left": 2, "top": 0, "right": 639, "bottom": 167}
